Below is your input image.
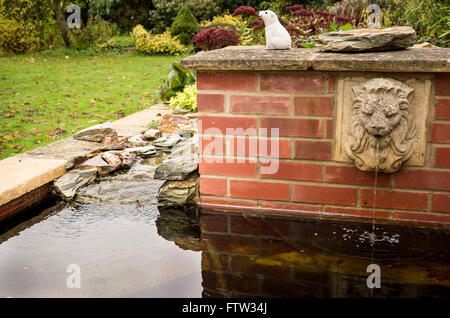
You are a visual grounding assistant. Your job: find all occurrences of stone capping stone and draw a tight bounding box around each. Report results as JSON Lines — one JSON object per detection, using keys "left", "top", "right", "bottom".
{"left": 180, "top": 45, "right": 450, "bottom": 73}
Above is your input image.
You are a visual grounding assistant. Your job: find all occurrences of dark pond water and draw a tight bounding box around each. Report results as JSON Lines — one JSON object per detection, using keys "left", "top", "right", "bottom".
{"left": 0, "top": 203, "right": 449, "bottom": 298}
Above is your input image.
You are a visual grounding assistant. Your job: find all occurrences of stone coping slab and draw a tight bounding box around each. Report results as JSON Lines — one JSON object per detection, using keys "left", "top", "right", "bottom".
{"left": 180, "top": 45, "right": 450, "bottom": 73}
{"left": 0, "top": 157, "right": 66, "bottom": 206}
{"left": 0, "top": 104, "right": 171, "bottom": 209}
{"left": 111, "top": 103, "right": 171, "bottom": 137}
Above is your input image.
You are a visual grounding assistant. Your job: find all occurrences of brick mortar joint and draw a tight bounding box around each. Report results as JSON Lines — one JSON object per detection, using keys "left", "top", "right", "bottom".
{"left": 200, "top": 175, "right": 450, "bottom": 193}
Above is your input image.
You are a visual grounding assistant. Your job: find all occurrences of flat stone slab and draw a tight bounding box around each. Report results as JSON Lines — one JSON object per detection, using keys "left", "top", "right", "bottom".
{"left": 0, "top": 157, "right": 66, "bottom": 206}
{"left": 111, "top": 104, "right": 171, "bottom": 137}
{"left": 75, "top": 173, "right": 165, "bottom": 205}
{"left": 73, "top": 121, "right": 116, "bottom": 142}
{"left": 17, "top": 137, "right": 102, "bottom": 161}
{"left": 181, "top": 45, "right": 450, "bottom": 73}
{"left": 319, "top": 27, "right": 417, "bottom": 52}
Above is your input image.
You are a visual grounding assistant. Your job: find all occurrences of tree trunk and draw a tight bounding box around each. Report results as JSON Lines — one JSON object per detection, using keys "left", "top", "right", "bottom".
{"left": 51, "top": 0, "right": 71, "bottom": 47}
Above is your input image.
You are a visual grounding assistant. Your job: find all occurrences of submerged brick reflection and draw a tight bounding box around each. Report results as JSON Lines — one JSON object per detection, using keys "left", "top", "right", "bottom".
{"left": 200, "top": 210, "right": 450, "bottom": 298}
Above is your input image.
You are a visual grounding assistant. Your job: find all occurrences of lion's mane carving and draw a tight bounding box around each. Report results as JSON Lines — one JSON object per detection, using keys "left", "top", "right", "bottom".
{"left": 345, "top": 78, "right": 417, "bottom": 173}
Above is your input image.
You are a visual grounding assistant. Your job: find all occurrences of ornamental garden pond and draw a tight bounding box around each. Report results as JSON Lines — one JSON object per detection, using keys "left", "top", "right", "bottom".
{"left": 0, "top": 0, "right": 450, "bottom": 299}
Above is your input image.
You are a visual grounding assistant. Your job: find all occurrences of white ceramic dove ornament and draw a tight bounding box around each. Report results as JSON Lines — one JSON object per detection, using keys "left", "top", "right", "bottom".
{"left": 259, "top": 10, "right": 291, "bottom": 50}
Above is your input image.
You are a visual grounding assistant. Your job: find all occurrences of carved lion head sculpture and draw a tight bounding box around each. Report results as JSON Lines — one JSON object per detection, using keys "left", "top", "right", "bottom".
{"left": 345, "top": 78, "right": 417, "bottom": 173}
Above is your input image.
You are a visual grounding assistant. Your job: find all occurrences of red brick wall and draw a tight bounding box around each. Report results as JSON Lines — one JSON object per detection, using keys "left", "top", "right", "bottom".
{"left": 0, "top": 184, "right": 51, "bottom": 223}
{"left": 197, "top": 71, "right": 450, "bottom": 227}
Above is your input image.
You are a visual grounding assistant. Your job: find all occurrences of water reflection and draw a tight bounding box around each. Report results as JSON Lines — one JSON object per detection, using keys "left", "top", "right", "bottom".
{"left": 0, "top": 204, "right": 449, "bottom": 298}
{"left": 200, "top": 210, "right": 450, "bottom": 298}
{"left": 156, "top": 206, "right": 200, "bottom": 252}
{"left": 0, "top": 203, "right": 202, "bottom": 298}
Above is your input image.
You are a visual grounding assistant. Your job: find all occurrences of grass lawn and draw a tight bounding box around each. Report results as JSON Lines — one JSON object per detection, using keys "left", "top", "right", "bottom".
{"left": 0, "top": 48, "right": 191, "bottom": 160}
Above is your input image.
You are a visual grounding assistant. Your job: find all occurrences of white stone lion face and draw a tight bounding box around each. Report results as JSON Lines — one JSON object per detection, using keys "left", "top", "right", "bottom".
{"left": 359, "top": 94, "right": 402, "bottom": 137}
{"left": 345, "top": 78, "right": 417, "bottom": 173}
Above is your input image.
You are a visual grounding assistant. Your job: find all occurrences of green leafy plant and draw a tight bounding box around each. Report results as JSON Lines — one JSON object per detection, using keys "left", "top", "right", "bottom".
{"left": 148, "top": 120, "right": 160, "bottom": 129}
{"left": 402, "top": 0, "right": 449, "bottom": 47}
{"left": 326, "top": 0, "right": 367, "bottom": 24}
{"left": 185, "top": 0, "right": 222, "bottom": 22}
{"left": 0, "top": 17, "right": 38, "bottom": 54}
{"left": 193, "top": 27, "right": 240, "bottom": 51}
{"left": 326, "top": 22, "right": 355, "bottom": 32}
{"left": 132, "top": 25, "right": 184, "bottom": 55}
{"left": 69, "top": 17, "right": 118, "bottom": 51}
{"left": 169, "top": 84, "right": 198, "bottom": 112}
{"left": 171, "top": 7, "right": 199, "bottom": 45}
{"left": 157, "top": 62, "right": 196, "bottom": 102}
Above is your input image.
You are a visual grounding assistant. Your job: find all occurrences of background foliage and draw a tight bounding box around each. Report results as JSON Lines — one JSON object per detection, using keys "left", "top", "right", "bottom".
{"left": 171, "top": 7, "right": 199, "bottom": 45}
{"left": 132, "top": 25, "right": 183, "bottom": 55}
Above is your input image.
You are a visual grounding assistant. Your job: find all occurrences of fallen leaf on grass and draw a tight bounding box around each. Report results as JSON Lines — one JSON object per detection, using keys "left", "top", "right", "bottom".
{"left": 13, "top": 131, "right": 23, "bottom": 138}
{"left": 46, "top": 127, "right": 67, "bottom": 140}
{"left": 30, "top": 127, "right": 43, "bottom": 136}
{"left": 114, "top": 110, "right": 125, "bottom": 118}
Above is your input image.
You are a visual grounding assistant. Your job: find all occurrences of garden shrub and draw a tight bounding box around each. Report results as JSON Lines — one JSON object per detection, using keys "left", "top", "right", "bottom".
{"left": 193, "top": 27, "right": 240, "bottom": 51}
{"left": 132, "top": 24, "right": 149, "bottom": 50}
{"left": 185, "top": 0, "right": 222, "bottom": 22}
{"left": 201, "top": 14, "right": 245, "bottom": 28}
{"left": 199, "top": 14, "right": 251, "bottom": 44}
{"left": 89, "top": 0, "right": 158, "bottom": 31}
{"left": 399, "top": 0, "right": 449, "bottom": 47}
{"left": 215, "top": 0, "right": 266, "bottom": 12}
{"left": 230, "top": 6, "right": 263, "bottom": 45}
{"left": 149, "top": 0, "right": 184, "bottom": 34}
{"left": 171, "top": 7, "right": 199, "bottom": 45}
{"left": 146, "top": 31, "right": 184, "bottom": 55}
{"left": 0, "top": 17, "right": 38, "bottom": 54}
{"left": 38, "top": 21, "right": 64, "bottom": 50}
{"left": 150, "top": 0, "right": 222, "bottom": 35}
{"left": 157, "top": 62, "right": 196, "bottom": 102}
{"left": 69, "top": 17, "right": 118, "bottom": 50}
{"left": 169, "top": 84, "right": 198, "bottom": 112}
{"left": 215, "top": 0, "right": 327, "bottom": 14}
{"left": 132, "top": 25, "right": 184, "bottom": 55}
{"left": 327, "top": 0, "right": 366, "bottom": 23}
